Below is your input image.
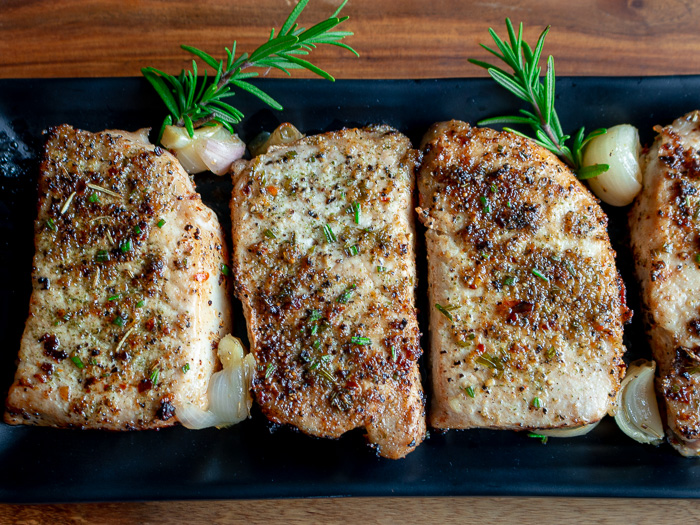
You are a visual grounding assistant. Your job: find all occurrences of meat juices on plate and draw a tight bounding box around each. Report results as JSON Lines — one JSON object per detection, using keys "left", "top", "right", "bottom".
{"left": 418, "top": 121, "right": 630, "bottom": 431}
{"left": 231, "top": 126, "right": 425, "bottom": 458}
{"left": 5, "top": 125, "right": 231, "bottom": 429}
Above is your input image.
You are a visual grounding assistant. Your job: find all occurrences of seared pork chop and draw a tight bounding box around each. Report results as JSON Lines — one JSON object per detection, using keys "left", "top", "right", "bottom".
{"left": 630, "top": 111, "right": 700, "bottom": 455}
{"left": 5, "top": 125, "right": 231, "bottom": 429}
{"left": 231, "top": 126, "right": 425, "bottom": 459}
{"left": 418, "top": 121, "right": 629, "bottom": 430}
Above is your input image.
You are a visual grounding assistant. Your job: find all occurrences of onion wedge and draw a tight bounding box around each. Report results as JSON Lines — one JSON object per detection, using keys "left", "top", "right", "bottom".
{"left": 613, "top": 359, "right": 664, "bottom": 445}
{"left": 582, "top": 124, "right": 642, "bottom": 206}
{"left": 176, "top": 335, "right": 256, "bottom": 429}
{"left": 161, "top": 124, "right": 246, "bottom": 175}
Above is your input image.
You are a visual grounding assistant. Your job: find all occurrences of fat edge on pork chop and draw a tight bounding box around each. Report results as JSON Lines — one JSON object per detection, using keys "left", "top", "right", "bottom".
{"left": 230, "top": 125, "right": 425, "bottom": 459}
{"left": 5, "top": 125, "right": 231, "bottom": 430}
{"left": 418, "top": 121, "right": 630, "bottom": 431}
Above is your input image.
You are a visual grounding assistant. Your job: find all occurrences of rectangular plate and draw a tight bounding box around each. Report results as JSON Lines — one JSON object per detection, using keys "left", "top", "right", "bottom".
{"left": 2, "top": 77, "right": 700, "bottom": 503}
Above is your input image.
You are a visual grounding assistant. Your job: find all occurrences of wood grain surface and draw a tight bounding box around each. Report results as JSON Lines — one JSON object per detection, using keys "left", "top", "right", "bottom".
{"left": 3, "top": 0, "right": 700, "bottom": 79}
{"left": 2, "top": 0, "right": 699, "bottom": 523}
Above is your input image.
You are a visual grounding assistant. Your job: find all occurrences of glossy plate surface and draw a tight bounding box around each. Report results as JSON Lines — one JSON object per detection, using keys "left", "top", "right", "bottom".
{"left": 1, "top": 77, "right": 700, "bottom": 502}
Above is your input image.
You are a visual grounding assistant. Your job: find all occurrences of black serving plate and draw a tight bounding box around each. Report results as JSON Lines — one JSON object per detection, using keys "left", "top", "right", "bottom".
{"left": 2, "top": 77, "right": 700, "bottom": 503}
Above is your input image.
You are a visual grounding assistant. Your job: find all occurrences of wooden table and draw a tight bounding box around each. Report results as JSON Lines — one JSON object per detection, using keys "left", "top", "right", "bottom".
{"left": 3, "top": 0, "right": 700, "bottom": 522}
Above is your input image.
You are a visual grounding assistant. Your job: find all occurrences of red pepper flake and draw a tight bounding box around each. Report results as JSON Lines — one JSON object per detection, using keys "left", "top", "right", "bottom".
{"left": 193, "top": 271, "right": 210, "bottom": 282}
{"left": 138, "top": 378, "right": 153, "bottom": 393}
{"left": 267, "top": 185, "right": 278, "bottom": 196}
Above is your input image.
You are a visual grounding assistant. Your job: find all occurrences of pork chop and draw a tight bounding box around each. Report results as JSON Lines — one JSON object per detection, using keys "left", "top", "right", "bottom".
{"left": 4, "top": 125, "right": 231, "bottom": 429}
{"left": 629, "top": 111, "right": 700, "bottom": 455}
{"left": 418, "top": 120, "right": 629, "bottom": 430}
{"left": 230, "top": 125, "right": 425, "bottom": 459}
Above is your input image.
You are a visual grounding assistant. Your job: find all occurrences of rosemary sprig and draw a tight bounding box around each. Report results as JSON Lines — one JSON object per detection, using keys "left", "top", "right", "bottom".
{"left": 142, "top": 0, "right": 357, "bottom": 140}
{"left": 469, "top": 19, "right": 608, "bottom": 180}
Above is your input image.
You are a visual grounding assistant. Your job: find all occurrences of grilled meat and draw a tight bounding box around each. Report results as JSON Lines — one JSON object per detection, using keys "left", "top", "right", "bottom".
{"left": 418, "top": 121, "right": 629, "bottom": 430}
{"left": 230, "top": 125, "right": 425, "bottom": 459}
{"left": 629, "top": 111, "right": 700, "bottom": 455}
{"left": 5, "top": 125, "right": 231, "bottom": 429}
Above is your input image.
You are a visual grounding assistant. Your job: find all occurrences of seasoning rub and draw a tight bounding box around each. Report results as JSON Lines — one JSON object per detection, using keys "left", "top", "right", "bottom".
{"left": 418, "top": 120, "right": 629, "bottom": 431}
{"left": 231, "top": 125, "right": 425, "bottom": 459}
{"left": 4, "top": 126, "right": 231, "bottom": 429}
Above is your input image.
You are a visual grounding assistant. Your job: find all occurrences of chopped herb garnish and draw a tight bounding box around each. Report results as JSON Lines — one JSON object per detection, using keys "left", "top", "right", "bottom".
{"left": 89, "top": 193, "right": 100, "bottom": 203}
{"left": 46, "top": 218, "right": 57, "bottom": 231}
{"left": 157, "top": 219, "right": 166, "bottom": 228}
{"left": 120, "top": 239, "right": 132, "bottom": 253}
{"left": 490, "top": 184, "right": 498, "bottom": 193}
{"left": 318, "top": 367, "right": 336, "bottom": 384}
{"left": 323, "top": 223, "right": 337, "bottom": 243}
{"left": 182, "top": 363, "right": 190, "bottom": 373}
{"left": 532, "top": 268, "right": 549, "bottom": 281}
{"left": 351, "top": 336, "right": 371, "bottom": 345}
{"left": 263, "top": 229, "right": 277, "bottom": 239}
{"left": 479, "top": 195, "right": 491, "bottom": 213}
{"left": 506, "top": 201, "right": 512, "bottom": 208}
{"left": 351, "top": 201, "right": 360, "bottom": 224}
{"left": 312, "top": 340, "right": 321, "bottom": 349}
{"left": 310, "top": 325, "right": 319, "bottom": 336}
{"left": 133, "top": 225, "right": 142, "bottom": 235}
{"left": 221, "top": 263, "right": 231, "bottom": 276}
{"left": 695, "top": 253, "right": 700, "bottom": 265}
{"left": 347, "top": 245, "right": 359, "bottom": 256}
{"left": 564, "top": 260, "right": 576, "bottom": 277}
{"left": 285, "top": 150, "right": 298, "bottom": 160}
{"left": 108, "top": 294, "right": 120, "bottom": 301}
{"left": 87, "top": 183, "right": 121, "bottom": 198}
{"left": 150, "top": 368, "right": 160, "bottom": 385}
{"left": 136, "top": 300, "right": 145, "bottom": 308}
{"left": 527, "top": 432, "right": 548, "bottom": 444}
{"left": 546, "top": 347, "right": 556, "bottom": 359}
{"left": 531, "top": 397, "right": 542, "bottom": 408}
{"left": 435, "top": 303, "right": 457, "bottom": 321}
{"left": 89, "top": 359, "right": 98, "bottom": 366}
{"left": 95, "top": 250, "right": 110, "bottom": 263}
{"left": 265, "top": 363, "right": 277, "bottom": 379}
{"left": 476, "top": 354, "right": 504, "bottom": 371}
{"left": 337, "top": 284, "right": 356, "bottom": 304}
{"left": 503, "top": 276, "right": 517, "bottom": 286}
{"left": 309, "top": 310, "right": 322, "bottom": 322}
{"left": 60, "top": 191, "right": 77, "bottom": 215}
{"left": 112, "top": 316, "right": 126, "bottom": 327}
{"left": 70, "top": 355, "right": 85, "bottom": 369}
{"left": 464, "top": 386, "right": 476, "bottom": 398}
{"left": 391, "top": 346, "right": 397, "bottom": 362}
{"left": 377, "top": 266, "right": 387, "bottom": 273}
{"left": 468, "top": 333, "right": 476, "bottom": 340}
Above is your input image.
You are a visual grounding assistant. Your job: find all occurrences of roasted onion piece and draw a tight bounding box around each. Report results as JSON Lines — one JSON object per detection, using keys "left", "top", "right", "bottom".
{"left": 176, "top": 335, "right": 255, "bottom": 429}
{"left": 613, "top": 359, "right": 664, "bottom": 445}
{"left": 248, "top": 122, "right": 304, "bottom": 157}
{"left": 537, "top": 421, "right": 600, "bottom": 438}
{"left": 161, "top": 124, "right": 246, "bottom": 175}
{"left": 582, "top": 124, "right": 642, "bottom": 206}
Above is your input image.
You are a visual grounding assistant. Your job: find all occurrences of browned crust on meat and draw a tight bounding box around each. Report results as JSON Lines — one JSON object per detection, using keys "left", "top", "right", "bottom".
{"left": 230, "top": 126, "right": 425, "bottom": 458}
{"left": 419, "top": 121, "right": 628, "bottom": 430}
{"left": 629, "top": 111, "right": 700, "bottom": 454}
{"left": 5, "top": 125, "right": 230, "bottom": 429}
